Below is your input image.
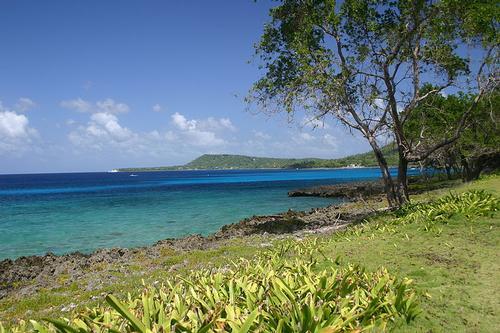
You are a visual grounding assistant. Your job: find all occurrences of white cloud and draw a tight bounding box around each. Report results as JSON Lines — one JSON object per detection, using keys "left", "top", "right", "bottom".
{"left": 69, "top": 112, "right": 134, "bottom": 149}
{"left": 96, "top": 98, "right": 129, "bottom": 114}
{"left": 60, "top": 98, "right": 129, "bottom": 114}
{"left": 60, "top": 98, "right": 92, "bottom": 113}
{"left": 184, "top": 129, "right": 225, "bottom": 147}
{"left": 322, "top": 134, "right": 338, "bottom": 147}
{"left": 0, "top": 100, "right": 38, "bottom": 154}
{"left": 68, "top": 107, "right": 230, "bottom": 160}
{"left": 164, "top": 130, "right": 176, "bottom": 141}
{"left": 171, "top": 112, "right": 197, "bottom": 131}
{"left": 15, "top": 97, "right": 36, "bottom": 112}
{"left": 240, "top": 130, "right": 341, "bottom": 159}
{"left": 0, "top": 110, "right": 30, "bottom": 138}
{"left": 253, "top": 130, "right": 271, "bottom": 140}
{"left": 170, "top": 112, "right": 230, "bottom": 147}
{"left": 292, "top": 132, "right": 317, "bottom": 145}
{"left": 152, "top": 104, "right": 163, "bottom": 112}
{"left": 218, "top": 118, "right": 237, "bottom": 131}
{"left": 198, "top": 117, "right": 236, "bottom": 132}
{"left": 171, "top": 113, "right": 236, "bottom": 133}
{"left": 299, "top": 132, "right": 314, "bottom": 141}
{"left": 373, "top": 98, "right": 386, "bottom": 110}
{"left": 91, "top": 112, "right": 132, "bottom": 141}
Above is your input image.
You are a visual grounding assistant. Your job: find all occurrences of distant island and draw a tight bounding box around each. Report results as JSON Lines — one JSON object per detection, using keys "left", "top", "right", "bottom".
{"left": 116, "top": 144, "right": 398, "bottom": 172}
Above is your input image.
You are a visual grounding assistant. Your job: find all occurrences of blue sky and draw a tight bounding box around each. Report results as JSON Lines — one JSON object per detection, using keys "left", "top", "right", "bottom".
{"left": 0, "top": 0, "right": 370, "bottom": 174}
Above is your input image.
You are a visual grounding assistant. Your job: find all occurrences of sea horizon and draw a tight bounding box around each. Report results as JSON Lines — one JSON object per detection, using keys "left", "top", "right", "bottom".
{"left": 0, "top": 165, "right": 385, "bottom": 176}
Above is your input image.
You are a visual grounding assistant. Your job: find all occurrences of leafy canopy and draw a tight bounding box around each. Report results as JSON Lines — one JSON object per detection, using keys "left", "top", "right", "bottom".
{"left": 251, "top": 0, "right": 498, "bottom": 141}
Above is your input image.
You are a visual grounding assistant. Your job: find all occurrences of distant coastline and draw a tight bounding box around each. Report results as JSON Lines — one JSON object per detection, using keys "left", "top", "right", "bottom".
{"left": 115, "top": 146, "right": 399, "bottom": 172}
{"left": 111, "top": 166, "right": 385, "bottom": 173}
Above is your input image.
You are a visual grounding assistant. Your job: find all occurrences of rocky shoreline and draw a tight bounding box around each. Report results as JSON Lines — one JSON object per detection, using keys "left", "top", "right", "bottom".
{"left": 0, "top": 181, "right": 385, "bottom": 300}
{"left": 288, "top": 180, "right": 385, "bottom": 199}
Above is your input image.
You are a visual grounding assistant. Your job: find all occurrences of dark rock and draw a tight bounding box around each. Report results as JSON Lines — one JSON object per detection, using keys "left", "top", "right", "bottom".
{"left": 155, "top": 234, "right": 208, "bottom": 251}
{"left": 288, "top": 180, "right": 385, "bottom": 199}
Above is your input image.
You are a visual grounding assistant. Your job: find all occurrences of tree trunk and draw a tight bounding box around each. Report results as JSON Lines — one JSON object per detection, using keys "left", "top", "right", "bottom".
{"left": 367, "top": 138, "right": 400, "bottom": 208}
{"left": 460, "top": 154, "right": 473, "bottom": 182}
{"left": 461, "top": 151, "right": 499, "bottom": 182}
{"left": 463, "top": 161, "right": 481, "bottom": 181}
{"left": 397, "top": 153, "right": 410, "bottom": 203}
{"left": 445, "top": 165, "right": 452, "bottom": 180}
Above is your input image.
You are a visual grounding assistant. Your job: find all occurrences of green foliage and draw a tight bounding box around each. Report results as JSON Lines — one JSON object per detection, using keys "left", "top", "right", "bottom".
{"left": 404, "top": 88, "right": 499, "bottom": 177}
{"left": 185, "top": 154, "right": 323, "bottom": 169}
{"left": 395, "top": 190, "right": 499, "bottom": 229}
{"left": 6, "top": 252, "right": 419, "bottom": 332}
{"left": 249, "top": 0, "right": 497, "bottom": 116}
{"left": 404, "top": 88, "right": 471, "bottom": 145}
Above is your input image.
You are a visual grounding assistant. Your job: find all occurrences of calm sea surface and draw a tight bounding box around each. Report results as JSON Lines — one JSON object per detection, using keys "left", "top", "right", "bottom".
{"left": 0, "top": 168, "right": 411, "bottom": 260}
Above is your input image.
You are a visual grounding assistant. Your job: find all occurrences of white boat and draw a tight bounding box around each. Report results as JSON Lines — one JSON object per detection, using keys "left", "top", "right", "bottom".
{"left": 108, "top": 169, "right": 119, "bottom": 173}
{"left": 130, "top": 174, "right": 138, "bottom": 177}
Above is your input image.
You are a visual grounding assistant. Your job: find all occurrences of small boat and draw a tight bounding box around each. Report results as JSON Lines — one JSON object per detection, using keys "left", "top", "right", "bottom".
{"left": 129, "top": 174, "right": 138, "bottom": 177}
{"left": 108, "top": 169, "right": 119, "bottom": 173}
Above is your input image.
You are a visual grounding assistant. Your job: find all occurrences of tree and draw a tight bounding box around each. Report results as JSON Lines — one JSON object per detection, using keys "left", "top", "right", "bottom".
{"left": 249, "top": 0, "right": 499, "bottom": 207}
{"left": 400, "top": 87, "right": 500, "bottom": 184}
{"left": 405, "top": 89, "right": 499, "bottom": 181}
{"left": 455, "top": 93, "right": 500, "bottom": 181}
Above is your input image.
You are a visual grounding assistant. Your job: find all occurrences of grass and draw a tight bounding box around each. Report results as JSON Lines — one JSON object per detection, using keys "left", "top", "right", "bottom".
{"left": 319, "top": 196, "right": 499, "bottom": 331}
{"left": 1, "top": 175, "right": 499, "bottom": 332}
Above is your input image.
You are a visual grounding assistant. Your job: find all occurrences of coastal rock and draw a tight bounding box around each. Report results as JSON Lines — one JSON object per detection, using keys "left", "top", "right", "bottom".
{"left": 211, "top": 210, "right": 308, "bottom": 239}
{"left": 155, "top": 234, "right": 208, "bottom": 251}
{"left": 288, "top": 180, "right": 385, "bottom": 199}
{"left": 0, "top": 248, "right": 134, "bottom": 298}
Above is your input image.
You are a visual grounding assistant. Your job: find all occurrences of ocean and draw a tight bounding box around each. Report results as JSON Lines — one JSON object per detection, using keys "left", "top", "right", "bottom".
{"left": 0, "top": 168, "right": 410, "bottom": 260}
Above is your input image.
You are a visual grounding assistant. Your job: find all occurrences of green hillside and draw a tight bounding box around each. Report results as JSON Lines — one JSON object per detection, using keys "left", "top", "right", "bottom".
{"left": 184, "top": 154, "right": 322, "bottom": 169}
{"left": 117, "top": 144, "right": 398, "bottom": 171}
{"left": 287, "top": 144, "right": 398, "bottom": 169}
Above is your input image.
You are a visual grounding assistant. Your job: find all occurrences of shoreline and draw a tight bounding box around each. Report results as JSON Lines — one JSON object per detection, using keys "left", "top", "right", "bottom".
{"left": 0, "top": 180, "right": 385, "bottom": 299}
{"left": 0, "top": 179, "right": 380, "bottom": 262}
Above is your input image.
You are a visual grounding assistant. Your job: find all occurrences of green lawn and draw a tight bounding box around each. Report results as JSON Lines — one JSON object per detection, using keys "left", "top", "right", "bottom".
{"left": 317, "top": 176, "right": 500, "bottom": 332}
{"left": 1, "top": 175, "right": 498, "bottom": 331}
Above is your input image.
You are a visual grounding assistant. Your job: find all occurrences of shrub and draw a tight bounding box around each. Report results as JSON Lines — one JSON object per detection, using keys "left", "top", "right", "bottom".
{"left": 3, "top": 254, "right": 418, "bottom": 332}
{"left": 395, "top": 190, "right": 499, "bottom": 225}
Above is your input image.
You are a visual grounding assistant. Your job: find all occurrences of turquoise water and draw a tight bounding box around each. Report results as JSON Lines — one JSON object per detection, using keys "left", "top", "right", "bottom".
{"left": 0, "top": 168, "right": 407, "bottom": 260}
